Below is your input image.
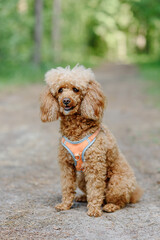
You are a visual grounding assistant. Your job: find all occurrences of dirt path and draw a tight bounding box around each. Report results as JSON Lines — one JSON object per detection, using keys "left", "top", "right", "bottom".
{"left": 0, "top": 64, "right": 159, "bottom": 240}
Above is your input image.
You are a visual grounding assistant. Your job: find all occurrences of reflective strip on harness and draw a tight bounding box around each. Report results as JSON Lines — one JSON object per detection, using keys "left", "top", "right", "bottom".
{"left": 61, "top": 128, "right": 100, "bottom": 172}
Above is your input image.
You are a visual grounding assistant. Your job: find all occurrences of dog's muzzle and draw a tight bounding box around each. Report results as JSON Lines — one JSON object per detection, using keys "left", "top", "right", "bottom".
{"left": 62, "top": 97, "right": 75, "bottom": 112}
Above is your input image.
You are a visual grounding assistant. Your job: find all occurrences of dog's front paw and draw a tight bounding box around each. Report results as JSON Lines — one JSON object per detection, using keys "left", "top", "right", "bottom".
{"left": 87, "top": 206, "right": 102, "bottom": 217}
{"left": 103, "top": 203, "right": 120, "bottom": 213}
{"left": 55, "top": 203, "right": 71, "bottom": 211}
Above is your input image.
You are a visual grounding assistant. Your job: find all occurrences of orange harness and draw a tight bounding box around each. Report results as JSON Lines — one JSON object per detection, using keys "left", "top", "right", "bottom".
{"left": 61, "top": 128, "right": 100, "bottom": 172}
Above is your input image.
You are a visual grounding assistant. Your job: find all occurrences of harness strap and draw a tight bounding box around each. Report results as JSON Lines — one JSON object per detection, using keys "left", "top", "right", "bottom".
{"left": 61, "top": 128, "right": 101, "bottom": 172}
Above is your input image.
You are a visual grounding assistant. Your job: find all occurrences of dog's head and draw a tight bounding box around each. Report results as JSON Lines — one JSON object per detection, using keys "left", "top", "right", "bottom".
{"left": 40, "top": 65, "right": 106, "bottom": 122}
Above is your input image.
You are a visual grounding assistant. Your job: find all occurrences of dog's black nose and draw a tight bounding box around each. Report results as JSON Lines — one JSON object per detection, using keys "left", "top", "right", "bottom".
{"left": 63, "top": 98, "right": 71, "bottom": 106}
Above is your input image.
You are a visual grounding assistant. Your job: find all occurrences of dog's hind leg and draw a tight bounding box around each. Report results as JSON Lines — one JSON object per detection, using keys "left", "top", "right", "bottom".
{"left": 102, "top": 138, "right": 142, "bottom": 212}
{"left": 75, "top": 172, "right": 87, "bottom": 202}
{"left": 103, "top": 175, "right": 131, "bottom": 212}
{"left": 103, "top": 172, "right": 136, "bottom": 213}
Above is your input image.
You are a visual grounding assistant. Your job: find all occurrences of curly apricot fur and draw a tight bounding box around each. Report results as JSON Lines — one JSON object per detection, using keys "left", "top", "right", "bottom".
{"left": 40, "top": 65, "right": 143, "bottom": 217}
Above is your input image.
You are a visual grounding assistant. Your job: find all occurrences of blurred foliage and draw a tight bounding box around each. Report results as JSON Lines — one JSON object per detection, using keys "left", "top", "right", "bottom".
{"left": 0, "top": 0, "right": 160, "bottom": 87}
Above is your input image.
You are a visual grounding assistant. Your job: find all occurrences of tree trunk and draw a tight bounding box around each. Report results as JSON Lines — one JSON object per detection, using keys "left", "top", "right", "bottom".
{"left": 145, "top": 23, "right": 151, "bottom": 54}
{"left": 52, "top": 0, "right": 61, "bottom": 63}
{"left": 33, "top": 0, "right": 43, "bottom": 64}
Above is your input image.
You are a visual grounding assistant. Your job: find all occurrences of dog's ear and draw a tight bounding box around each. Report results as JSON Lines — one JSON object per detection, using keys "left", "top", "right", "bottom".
{"left": 40, "top": 87, "right": 59, "bottom": 122}
{"left": 81, "top": 80, "right": 106, "bottom": 120}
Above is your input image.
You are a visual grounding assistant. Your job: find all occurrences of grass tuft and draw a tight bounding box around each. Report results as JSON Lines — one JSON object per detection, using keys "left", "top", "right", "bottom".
{"left": 136, "top": 57, "right": 160, "bottom": 108}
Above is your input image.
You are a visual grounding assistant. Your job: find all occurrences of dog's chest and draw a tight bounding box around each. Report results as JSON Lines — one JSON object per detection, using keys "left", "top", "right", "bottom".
{"left": 61, "top": 129, "right": 108, "bottom": 171}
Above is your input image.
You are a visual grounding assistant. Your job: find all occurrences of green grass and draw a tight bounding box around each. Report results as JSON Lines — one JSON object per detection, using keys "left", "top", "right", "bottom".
{"left": 138, "top": 60, "right": 160, "bottom": 107}
{"left": 131, "top": 54, "right": 160, "bottom": 108}
{"left": 0, "top": 62, "right": 45, "bottom": 89}
{"left": 0, "top": 57, "right": 101, "bottom": 90}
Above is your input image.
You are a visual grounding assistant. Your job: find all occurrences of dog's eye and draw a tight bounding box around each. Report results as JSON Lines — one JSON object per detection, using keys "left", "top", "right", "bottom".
{"left": 73, "top": 88, "right": 79, "bottom": 93}
{"left": 58, "top": 88, "right": 63, "bottom": 93}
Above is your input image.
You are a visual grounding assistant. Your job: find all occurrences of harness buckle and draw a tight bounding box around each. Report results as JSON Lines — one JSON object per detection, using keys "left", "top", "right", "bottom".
{"left": 75, "top": 154, "right": 80, "bottom": 161}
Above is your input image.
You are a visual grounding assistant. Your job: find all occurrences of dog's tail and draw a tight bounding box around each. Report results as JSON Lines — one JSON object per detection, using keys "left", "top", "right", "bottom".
{"left": 130, "top": 184, "right": 144, "bottom": 203}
